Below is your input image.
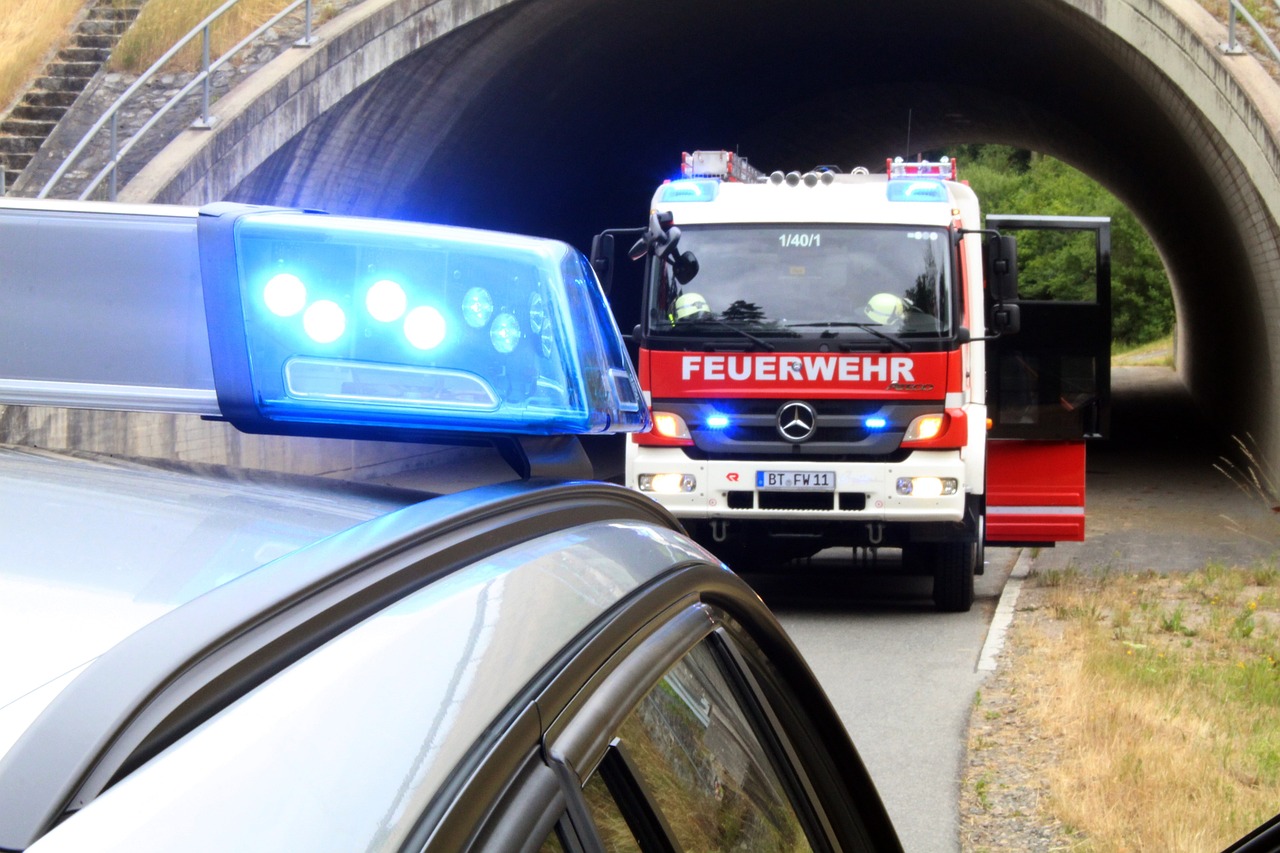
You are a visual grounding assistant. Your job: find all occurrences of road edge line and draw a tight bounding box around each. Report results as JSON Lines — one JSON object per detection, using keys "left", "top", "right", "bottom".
{"left": 977, "top": 548, "right": 1033, "bottom": 672}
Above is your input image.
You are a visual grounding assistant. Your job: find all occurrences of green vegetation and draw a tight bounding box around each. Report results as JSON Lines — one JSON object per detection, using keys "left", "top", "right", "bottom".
{"left": 955, "top": 145, "right": 1176, "bottom": 347}
{"left": 1017, "top": 562, "right": 1280, "bottom": 849}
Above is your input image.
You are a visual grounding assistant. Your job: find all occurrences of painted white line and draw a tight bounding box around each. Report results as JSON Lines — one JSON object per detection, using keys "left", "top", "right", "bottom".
{"left": 977, "top": 548, "right": 1033, "bottom": 672}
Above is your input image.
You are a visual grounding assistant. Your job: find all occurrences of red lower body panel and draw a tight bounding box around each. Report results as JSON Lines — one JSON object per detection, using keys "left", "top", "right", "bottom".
{"left": 986, "top": 440, "right": 1086, "bottom": 544}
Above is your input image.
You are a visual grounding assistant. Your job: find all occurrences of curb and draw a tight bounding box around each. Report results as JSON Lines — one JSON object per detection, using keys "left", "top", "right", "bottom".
{"left": 977, "top": 548, "right": 1033, "bottom": 672}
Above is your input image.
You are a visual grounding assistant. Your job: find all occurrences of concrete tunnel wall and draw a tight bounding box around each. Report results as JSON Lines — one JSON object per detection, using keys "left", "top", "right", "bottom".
{"left": 107, "top": 0, "right": 1280, "bottom": 484}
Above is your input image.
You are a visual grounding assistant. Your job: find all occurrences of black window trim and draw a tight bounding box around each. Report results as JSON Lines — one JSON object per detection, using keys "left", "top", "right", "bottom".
{"left": 546, "top": 599, "right": 872, "bottom": 853}
{"left": 706, "top": 609, "right": 902, "bottom": 851}
{"left": 705, "top": 625, "right": 839, "bottom": 852}
{"left": 592, "top": 738, "right": 681, "bottom": 853}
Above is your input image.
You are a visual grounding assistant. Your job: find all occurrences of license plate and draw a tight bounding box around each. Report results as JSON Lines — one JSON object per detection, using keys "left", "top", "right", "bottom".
{"left": 756, "top": 470, "right": 836, "bottom": 490}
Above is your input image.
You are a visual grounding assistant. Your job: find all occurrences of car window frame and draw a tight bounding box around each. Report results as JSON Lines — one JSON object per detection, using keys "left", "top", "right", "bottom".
{"left": 419, "top": 561, "right": 901, "bottom": 853}
{"left": 543, "top": 600, "right": 848, "bottom": 853}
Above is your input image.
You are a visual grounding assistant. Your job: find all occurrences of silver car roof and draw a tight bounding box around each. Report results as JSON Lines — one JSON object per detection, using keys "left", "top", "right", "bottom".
{"left": 24, "top": 517, "right": 711, "bottom": 852}
{"left": 0, "top": 446, "right": 698, "bottom": 850}
{"left": 0, "top": 446, "right": 420, "bottom": 726}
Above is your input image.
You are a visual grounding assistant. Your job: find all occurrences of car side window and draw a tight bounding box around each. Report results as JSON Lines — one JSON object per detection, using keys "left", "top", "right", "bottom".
{"left": 583, "top": 772, "right": 643, "bottom": 852}
{"left": 583, "top": 639, "right": 814, "bottom": 852}
{"left": 536, "top": 828, "right": 570, "bottom": 853}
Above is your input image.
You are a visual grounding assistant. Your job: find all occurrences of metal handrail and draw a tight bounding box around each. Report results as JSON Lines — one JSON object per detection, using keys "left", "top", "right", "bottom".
{"left": 38, "top": 0, "right": 316, "bottom": 201}
{"left": 1221, "top": 0, "right": 1280, "bottom": 65}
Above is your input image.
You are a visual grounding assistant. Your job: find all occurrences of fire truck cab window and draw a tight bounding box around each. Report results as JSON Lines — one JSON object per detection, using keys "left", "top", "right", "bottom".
{"left": 649, "top": 225, "right": 951, "bottom": 345}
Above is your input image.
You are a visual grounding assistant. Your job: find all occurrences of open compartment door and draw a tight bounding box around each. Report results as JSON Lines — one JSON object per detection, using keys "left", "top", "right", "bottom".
{"left": 985, "top": 215, "right": 1110, "bottom": 545}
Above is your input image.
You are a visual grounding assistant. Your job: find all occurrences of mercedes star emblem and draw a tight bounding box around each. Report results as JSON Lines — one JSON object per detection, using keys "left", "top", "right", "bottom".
{"left": 776, "top": 401, "right": 817, "bottom": 443}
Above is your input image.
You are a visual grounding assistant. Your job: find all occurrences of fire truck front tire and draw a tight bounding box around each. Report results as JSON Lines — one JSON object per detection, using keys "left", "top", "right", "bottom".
{"left": 904, "top": 540, "right": 974, "bottom": 612}
{"left": 931, "top": 541, "right": 974, "bottom": 612}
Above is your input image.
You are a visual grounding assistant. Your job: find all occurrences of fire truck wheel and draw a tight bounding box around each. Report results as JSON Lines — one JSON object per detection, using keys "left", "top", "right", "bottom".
{"left": 931, "top": 541, "right": 975, "bottom": 613}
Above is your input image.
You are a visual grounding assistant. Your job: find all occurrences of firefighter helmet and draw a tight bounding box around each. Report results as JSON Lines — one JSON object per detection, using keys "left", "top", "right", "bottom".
{"left": 674, "top": 292, "right": 712, "bottom": 321}
{"left": 865, "top": 292, "right": 906, "bottom": 325}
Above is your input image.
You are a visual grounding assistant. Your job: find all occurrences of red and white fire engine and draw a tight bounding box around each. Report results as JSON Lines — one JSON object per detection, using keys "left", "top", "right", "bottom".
{"left": 592, "top": 151, "right": 1111, "bottom": 611}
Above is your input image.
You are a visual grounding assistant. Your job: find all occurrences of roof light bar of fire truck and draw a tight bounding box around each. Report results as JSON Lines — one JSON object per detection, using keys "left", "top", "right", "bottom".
{"left": 680, "top": 150, "right": 763, "bottom": 182}
{"left": 885, "top": 157, "right": 955, "bottom": 203}
{"left": 887, "top": 156, "right": 956, "bottom": 181}
{"left": 0, "top": 200, "right": 649, "bottom": 470}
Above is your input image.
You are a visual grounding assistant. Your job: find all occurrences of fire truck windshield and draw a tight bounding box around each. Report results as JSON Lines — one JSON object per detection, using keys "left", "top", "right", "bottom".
{"left": 646, "top": 224, "right": 953, "bottom": 351}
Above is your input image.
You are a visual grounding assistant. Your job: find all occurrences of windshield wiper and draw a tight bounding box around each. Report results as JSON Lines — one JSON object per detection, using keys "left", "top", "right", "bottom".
{"left": 675, "top": 317, "right": 777, "bottom": 351}
{"left": 786, "top": 322, "right": 911, "bottom": 352}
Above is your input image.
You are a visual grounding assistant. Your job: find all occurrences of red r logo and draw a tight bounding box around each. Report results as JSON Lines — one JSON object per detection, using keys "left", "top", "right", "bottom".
{"left": 726, "top": 472, "right": 740, "bottom": 482}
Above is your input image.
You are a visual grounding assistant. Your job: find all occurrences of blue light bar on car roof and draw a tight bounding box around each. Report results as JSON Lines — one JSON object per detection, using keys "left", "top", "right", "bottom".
{"left": 198, "top": 204, "right": 648, "bottom": 439}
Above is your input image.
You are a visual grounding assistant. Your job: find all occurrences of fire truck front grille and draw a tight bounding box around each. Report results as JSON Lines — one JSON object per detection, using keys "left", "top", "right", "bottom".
{"left": 725, "top": 491, "right": 868, "bottom": 511}
{"left": 657, "top": 398, "right": 942, "bottom": 460}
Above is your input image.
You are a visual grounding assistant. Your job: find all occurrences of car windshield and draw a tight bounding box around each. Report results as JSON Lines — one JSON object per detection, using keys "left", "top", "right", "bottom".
{"left": 646, "top": 224, "right": 953, "bottom": 349}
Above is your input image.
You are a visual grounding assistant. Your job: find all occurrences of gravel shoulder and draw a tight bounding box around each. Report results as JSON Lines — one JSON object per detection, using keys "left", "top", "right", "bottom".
{"left": 957, "top": 366, "right": 1279, "bottom": 851}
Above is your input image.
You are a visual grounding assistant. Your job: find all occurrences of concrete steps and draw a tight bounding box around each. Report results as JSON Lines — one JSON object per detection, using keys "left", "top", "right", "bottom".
{"left": 0, "top": 0, "right": 145, "bottom": 193}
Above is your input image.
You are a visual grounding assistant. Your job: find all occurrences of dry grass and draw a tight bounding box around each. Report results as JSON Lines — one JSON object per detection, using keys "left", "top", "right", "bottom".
{"left": 1010, "top": 564, "right": 1280, "bottom": 851}
{"left": 108, "top": 0, "right": 299, "bottom": 74}
{"left": 1111, "top": 335, "right": 1174, "bottom": 368}
{"left": 0, "top": 0, "right": 88, "bottom": 114}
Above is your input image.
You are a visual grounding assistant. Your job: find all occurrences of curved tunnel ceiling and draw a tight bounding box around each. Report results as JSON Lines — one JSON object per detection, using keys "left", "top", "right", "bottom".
{"left": 229, "top": 0, "right": 1277, "bottom": 449}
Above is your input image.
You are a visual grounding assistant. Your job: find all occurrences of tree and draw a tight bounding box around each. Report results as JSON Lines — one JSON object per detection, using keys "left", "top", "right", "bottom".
{"left": 949, "top": 146, "right": 1175, "bottom": 345}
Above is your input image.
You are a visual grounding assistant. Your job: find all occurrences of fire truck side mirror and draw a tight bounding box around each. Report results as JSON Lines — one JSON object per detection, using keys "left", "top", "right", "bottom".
{"left": 984, "top": 234, "right": 1019, "bottom": 302}
{"left": 672, "top": 250, "right": 699, "bottom": 285}
{"left": 989, "top": 302, "right": 1021, "bottom": 336}
{"left": 590, "top": 233, "right": 615, "bottom": 294}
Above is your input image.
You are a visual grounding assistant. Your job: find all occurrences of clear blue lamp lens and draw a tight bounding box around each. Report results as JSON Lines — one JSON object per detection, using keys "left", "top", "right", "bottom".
{"left": 706, "top": 414, "right": 730, "bottom": 429}
{"left": 200, "top": 205, "right": 650, "bottom": 437}
{"left": 366, "top": 279, "right": 407, "bottom": 322}
{"left": 264, "top": 272, "right": 306, "bottom": 317}
{"left": 528, "top": 292, "right": 545, "bottom": 332}
{"left": 490, "top": 313, "right": 521, "bottom": 354}
{"left": 303, "top": 300, "right": 346, "bottom": 343}
{"left": 404, "top": 305, "right": 446, "bottom": 350}
{"left": 462, "top": 287, "right": 493, "bottom": 328}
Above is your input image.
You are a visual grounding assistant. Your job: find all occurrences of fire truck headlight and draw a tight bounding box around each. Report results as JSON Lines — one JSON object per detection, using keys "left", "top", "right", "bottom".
{"left": 896, "top": 477, "right": 958, "bottom": 498}
{"left": 197, "top": 203, "right": 649, "bottom": 438}
{"left": 653, "top": 412, "right": 692, "bottom": 440}
{"left": 904, "top": 413, "right": 946, "bottom": 442}
{"left": 632, "top": 411, "right": 694, "bottom": 447}
{"left": 639, "top": 473, "right": 697, "bottom": 493}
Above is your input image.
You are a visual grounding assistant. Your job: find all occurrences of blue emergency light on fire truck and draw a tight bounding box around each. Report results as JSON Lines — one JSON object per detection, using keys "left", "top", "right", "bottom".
{"left": 591, "top": 152, "right": 1111, "bottom": 612}
{"left": 0, "top": 199, "right": 648, "bottom": 478}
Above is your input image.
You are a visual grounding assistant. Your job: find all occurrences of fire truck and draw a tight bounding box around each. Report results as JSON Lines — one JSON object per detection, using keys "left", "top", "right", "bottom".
{"left": 592, "top": 151, "right": 1111, "bottom": 611}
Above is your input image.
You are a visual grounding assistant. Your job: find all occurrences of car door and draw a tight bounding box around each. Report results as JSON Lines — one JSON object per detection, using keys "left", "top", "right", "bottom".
{"left": 429, "top": 581, "right": 902, "bottom": 853}
{"left": 984, "top": 215, "right": 1111, "bottom": 546}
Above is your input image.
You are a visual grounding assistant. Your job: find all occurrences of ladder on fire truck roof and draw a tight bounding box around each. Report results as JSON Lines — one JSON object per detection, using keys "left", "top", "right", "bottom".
{"left": 680, "top": 150, "right": 764, "bottom": 183}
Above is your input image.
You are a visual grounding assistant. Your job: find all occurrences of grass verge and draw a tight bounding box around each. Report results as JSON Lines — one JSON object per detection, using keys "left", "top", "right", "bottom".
{"left": 0, "top": 0, "right": 87, "bottom": 115}
{"left": 1111, "top": 334, "right": 1174, "bottom": 367}
{"left": 1003, "top": 562, "right": 1280, "bottom": 850}
{"left": 109, "top": 0, "right": 346, "bottom": 75}
{"left": 109, "top": 0, "right": 299, "bottom": 74}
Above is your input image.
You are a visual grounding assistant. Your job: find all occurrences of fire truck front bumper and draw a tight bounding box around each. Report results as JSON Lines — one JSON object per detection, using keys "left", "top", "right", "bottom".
{"left": 628, "top": 447, "right": 969, "bottom": 523}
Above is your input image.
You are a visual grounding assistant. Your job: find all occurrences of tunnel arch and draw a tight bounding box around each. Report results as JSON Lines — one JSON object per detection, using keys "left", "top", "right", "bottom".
{"left": 123, "top": 0, "right": 1280, "bottom": 472}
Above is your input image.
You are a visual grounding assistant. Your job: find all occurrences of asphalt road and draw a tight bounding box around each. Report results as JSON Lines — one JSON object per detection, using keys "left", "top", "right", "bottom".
{"left": 433, "top": 365, "right": 1277, "bottom": 851}
{"left": 746, "top": 366, "right": 1278, "bottom": 852}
